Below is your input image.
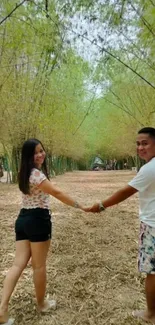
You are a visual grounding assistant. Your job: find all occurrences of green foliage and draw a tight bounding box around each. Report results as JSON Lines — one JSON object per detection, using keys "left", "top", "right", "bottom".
{"left": 0, "top": 0, "right": 92, "bottom": 179}
{"left": 1, "top": 0, "right": 155, "bottom": 182}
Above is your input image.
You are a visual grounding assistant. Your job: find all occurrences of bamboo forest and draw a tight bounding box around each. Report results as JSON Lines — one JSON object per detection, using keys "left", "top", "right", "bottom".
{"left": 0, "top": 2, "right": 155, "bottom": 325}
{"left": 1, "top": 0, "right": 155, "bottom": 180}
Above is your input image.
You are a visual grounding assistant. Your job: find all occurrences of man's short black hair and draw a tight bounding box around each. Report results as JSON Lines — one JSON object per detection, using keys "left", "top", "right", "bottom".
{"left": 138, "top": 127, "right": 155, "bottom": 139}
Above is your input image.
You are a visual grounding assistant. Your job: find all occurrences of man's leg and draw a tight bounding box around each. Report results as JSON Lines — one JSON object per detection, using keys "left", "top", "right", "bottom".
{"left": 133, "top": 222, "right": 155, "bottom": 322}
{"left": 133, "top": 274, "right": 155, "bottom": 322}
{"left": 146, "top": 274, "right": 155, "bottom": 315}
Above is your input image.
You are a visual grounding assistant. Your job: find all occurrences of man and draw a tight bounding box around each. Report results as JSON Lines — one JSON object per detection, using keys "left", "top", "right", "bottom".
{"left": 87, "top": 127, "right": 155, "bottom": 323}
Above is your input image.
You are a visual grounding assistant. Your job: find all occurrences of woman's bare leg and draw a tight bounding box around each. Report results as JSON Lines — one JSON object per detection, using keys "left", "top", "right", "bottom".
{"left": 0, "top": 240, "right": 31, "bottom": 323}
{"left": 30, "top": 240, "right": 51, "bottom": 309}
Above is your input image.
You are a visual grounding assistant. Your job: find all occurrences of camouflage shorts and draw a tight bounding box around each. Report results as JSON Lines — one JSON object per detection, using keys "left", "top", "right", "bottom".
{"left": 138, "top": 222, "right": 155, "bottom": 274}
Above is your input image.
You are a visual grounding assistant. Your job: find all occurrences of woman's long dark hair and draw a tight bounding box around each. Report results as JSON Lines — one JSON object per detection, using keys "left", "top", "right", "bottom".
{"left": 18, "top": 138, "right": 49, "bottom": 194}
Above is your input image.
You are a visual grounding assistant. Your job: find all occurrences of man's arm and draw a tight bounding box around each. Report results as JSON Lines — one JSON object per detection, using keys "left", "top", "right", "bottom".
{"left": 85, "top": 185, "right": 138, "bottom": 213}
{"left": 103, "top": 185, "right": 138, "bottom": 208}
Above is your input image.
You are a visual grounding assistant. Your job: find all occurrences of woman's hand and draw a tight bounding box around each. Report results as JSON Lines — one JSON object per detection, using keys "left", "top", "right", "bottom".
{"left": 82, "top": 203, "right": 100, "bottom": 213}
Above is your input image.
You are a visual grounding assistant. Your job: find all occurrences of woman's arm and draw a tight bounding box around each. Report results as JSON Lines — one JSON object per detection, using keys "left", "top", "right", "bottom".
{"left": 38, "top": 179, "right": 83, "bottom": 209}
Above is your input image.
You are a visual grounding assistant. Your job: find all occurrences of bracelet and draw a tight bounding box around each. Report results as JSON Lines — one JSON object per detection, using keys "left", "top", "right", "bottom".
{"left": 99, "top": 202, "right": 105, "bottom": 212}
{"left": 74, "top": 201, "right": 80, "bottom": 209}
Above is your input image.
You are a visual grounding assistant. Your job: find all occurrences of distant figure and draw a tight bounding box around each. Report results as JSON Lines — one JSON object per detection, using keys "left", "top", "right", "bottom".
{"left": 113, "top": 159, "right": 117, "bottom": 170}
{"left": 0, "top": 163, "right": 4, "bottom": 181}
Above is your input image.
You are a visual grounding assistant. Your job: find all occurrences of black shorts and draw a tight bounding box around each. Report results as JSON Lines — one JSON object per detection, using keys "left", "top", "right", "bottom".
{"left": 15, "top": 208, "right": 52, "bottom": 242}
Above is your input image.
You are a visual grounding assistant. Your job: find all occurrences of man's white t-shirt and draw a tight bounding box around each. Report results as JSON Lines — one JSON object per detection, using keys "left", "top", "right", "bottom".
{"left": 129, "top": 157, "right": 155, "bottom": 228}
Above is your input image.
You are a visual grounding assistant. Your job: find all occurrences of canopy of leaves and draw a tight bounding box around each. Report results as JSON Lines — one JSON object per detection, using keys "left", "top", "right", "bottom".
{"left": 0, "top": 0, "right": 155, "bottom": 169}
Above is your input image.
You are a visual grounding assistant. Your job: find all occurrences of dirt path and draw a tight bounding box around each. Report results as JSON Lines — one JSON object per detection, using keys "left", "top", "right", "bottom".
{"left": 0, "top": 171, "right": 146, "bottom": 325}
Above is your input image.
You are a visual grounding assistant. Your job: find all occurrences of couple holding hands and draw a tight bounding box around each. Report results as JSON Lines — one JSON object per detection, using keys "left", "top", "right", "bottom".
{"left": 1, "top": 127, "right": 155, "bottom": 324}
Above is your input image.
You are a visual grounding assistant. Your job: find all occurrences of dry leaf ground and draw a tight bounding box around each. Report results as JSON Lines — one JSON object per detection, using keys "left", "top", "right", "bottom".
{"left": 0, "top": 171, "right": 148, "bottom": 324}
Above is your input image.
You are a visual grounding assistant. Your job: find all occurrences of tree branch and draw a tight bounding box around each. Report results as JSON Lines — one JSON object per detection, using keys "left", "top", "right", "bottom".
{"left": 0, "top": 0, "right": 28, "bottom": 26}
{"left": 73, "top": 30, "right": 155, "bottom": 89}
{"left": 72, "top": 87, "right": 98, "bottom": 135}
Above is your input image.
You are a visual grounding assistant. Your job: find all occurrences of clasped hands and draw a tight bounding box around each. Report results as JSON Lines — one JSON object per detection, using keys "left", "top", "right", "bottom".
{"left": 81, "top": 203, "right": 103, "bottom": 213}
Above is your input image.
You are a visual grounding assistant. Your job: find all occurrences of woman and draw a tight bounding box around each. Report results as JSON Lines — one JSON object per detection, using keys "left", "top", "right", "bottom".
{"left": 0, "top": 138, "right": 85, "bottom": 325}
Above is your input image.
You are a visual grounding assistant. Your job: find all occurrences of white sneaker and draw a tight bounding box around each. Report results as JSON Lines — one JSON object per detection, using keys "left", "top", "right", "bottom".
{"left": 38, "top": 299, "right": 57, "bottom": 313}
{"left": 3, "top": 319, "right": 14, "bottom": 325}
